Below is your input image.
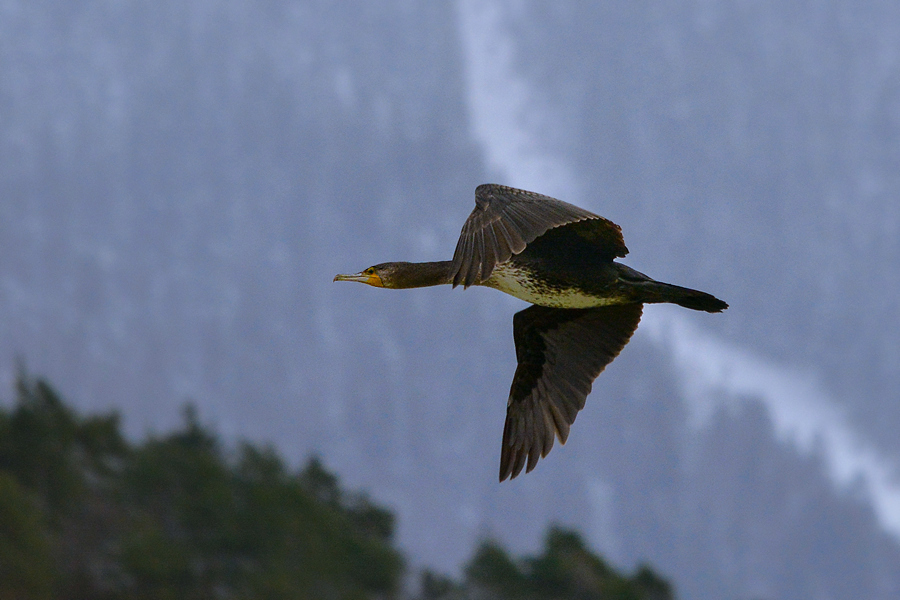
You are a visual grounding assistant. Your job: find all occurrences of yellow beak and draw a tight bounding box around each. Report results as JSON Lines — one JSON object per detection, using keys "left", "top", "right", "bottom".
{"left": 333, "top": 271, "right": 384, "bottom": 287}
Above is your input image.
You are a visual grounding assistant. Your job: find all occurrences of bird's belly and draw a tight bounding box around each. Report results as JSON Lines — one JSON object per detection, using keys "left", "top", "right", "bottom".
{"left": 483, "top": 264, "right": 627, "bottom": 308}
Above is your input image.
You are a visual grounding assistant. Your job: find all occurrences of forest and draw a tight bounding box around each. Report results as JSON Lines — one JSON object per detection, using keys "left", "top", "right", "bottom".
{"left": 0, "top": 371, "right": 672, "bottom": 599}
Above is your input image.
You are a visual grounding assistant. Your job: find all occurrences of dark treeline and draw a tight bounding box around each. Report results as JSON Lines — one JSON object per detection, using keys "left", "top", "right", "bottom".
{"left": 0, "top": 372, "right": 672, "bottom": 600}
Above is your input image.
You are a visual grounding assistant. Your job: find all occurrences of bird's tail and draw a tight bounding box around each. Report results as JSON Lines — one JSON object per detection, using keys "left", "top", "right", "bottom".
{"left": 641, "top": 281, "right": 729, "bottom": 313}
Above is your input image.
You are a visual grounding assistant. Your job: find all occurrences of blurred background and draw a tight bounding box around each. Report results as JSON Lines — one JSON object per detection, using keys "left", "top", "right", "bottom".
{"left": 2, "top": 1, "right": 899, "bottom": 598}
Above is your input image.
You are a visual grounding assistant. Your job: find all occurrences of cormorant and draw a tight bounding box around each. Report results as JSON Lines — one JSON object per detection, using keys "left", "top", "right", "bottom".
{"left": 335, "top": 183, "right": 728, "bottom": 481}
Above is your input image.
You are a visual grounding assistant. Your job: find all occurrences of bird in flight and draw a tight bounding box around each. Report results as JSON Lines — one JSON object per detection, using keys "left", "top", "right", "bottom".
{"left": 335, "top": 184, "right": 727, "bottom": 481}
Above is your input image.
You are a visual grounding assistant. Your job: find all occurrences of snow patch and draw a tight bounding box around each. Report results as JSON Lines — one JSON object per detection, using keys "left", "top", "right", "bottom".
{"left": 457, "top": 0, "right": 900, "bottom": 545}
{"left": 642, "top": 310, "right": 900, "bottom": 540}
{"left": 456, "top": 0, "right": 579, "bottom": 200}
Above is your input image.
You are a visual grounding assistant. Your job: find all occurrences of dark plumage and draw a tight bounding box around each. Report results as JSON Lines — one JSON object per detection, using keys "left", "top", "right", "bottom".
{"left": 335, "top": 183, "right": 728, "bottom": 481}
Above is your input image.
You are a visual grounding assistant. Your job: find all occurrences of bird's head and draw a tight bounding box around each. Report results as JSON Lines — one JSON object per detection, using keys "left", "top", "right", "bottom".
{"left": 333, "top": 263, "right": 400, "bottom": 288}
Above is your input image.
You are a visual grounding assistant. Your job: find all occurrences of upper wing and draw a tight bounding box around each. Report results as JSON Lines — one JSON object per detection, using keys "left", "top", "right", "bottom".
{"left": 499, "top": 303, "right": 643, "bottom": 481}
{"left": 449, "top": 184, "right": 627, "bottom": 288}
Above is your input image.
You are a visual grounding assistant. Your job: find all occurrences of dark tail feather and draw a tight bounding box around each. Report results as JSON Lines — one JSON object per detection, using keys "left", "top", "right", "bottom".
{"left": 644, "top": 282, "right": 729, "bottom": 313}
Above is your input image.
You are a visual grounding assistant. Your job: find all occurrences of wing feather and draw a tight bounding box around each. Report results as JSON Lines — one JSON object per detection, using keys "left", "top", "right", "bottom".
{"left": 498, "top": 304, "right": 643, "bottom": 481}
{"left": 451, "top": 184, "right": 625, "bottom": 288}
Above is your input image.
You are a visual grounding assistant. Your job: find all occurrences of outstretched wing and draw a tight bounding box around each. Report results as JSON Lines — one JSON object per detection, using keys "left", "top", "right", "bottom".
{"left": 499, "top": 304, "right": 643, "bottom": 481}
{"left": 449, "top": 184, "right": 627, "bottom": 288}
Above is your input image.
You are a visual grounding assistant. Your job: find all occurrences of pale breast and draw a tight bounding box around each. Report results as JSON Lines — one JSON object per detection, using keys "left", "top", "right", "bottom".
{"left": 483, "top": 263, "right": 628, "bottom": 308}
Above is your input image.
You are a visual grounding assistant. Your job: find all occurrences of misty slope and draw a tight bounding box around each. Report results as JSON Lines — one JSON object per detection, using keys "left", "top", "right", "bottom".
{"left": 500, "top": 0, "right": 900, "bottom": 451}
{"left": 2, "top": 2, "right": 900, "bottom": 599}
{"left": 0, "top": 0, "right": 485, "bottom": 443}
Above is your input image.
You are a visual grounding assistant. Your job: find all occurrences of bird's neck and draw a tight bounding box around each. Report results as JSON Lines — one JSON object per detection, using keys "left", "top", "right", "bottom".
{"left": 387, "top": 261, "right": 454, "bottom": 289}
